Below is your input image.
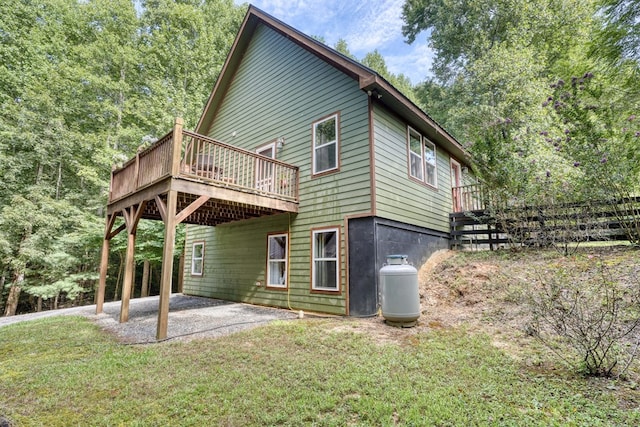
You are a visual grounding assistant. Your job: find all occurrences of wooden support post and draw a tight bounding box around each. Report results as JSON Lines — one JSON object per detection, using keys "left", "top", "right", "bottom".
{"left": 119, "top": 203, "right": 145, "bottom": 323}
{"left": 120, "top": 230, "right": 136, "bottom": 323}
{"left": 96, "top": 238, "right": 110, "bottom": 314}
{"left": 488, "top": 223, "right": 494, "bottom": 251}
{"left": 157, "top": 190, "right": 177, "bottom": 340}
{"left": 171, "top": 118, "right": 184, "bottom": 176}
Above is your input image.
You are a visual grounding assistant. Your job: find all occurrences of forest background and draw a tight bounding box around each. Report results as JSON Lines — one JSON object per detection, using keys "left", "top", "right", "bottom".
{"left": 0, "top": 0, "right": 638, "bottom": 315}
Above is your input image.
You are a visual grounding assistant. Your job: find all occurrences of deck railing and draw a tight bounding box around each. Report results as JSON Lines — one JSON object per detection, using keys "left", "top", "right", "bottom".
{"left": 452, "top": 183, "right": 487, "bottom": 212}
{"left": 180, "top": 131, "right": 299, "bottom": 201}
{"left": 109, "top": 127, "right": 299, "bottom": 203}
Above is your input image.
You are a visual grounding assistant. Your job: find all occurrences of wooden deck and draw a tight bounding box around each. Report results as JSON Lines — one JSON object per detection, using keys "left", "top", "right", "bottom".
{"left": 107, "top": 124, "right": 299, "bottom": 225}
{"left": 97, "top": 118, "right": 299, "bottom": 340}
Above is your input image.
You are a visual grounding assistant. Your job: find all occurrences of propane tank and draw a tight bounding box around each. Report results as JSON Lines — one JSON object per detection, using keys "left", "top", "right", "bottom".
{"left": 380, "top": 255, "right": 420, "bottom": 327}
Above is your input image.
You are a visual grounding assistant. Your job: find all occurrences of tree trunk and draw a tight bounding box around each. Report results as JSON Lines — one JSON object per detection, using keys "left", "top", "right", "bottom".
{"left": 0, "top": 274, "right": 5, "bottom": 313}
{"left": 37, "top": 296, "right": 42, "bottom": 312}
{"left": 56, "top": 160, "right": 63, "bottom": 200}
{"left": 35, "top": 162, "right": 43, "bottom": 185}
{"left": 54, "top": 293, "right": 59, "bottom": 310}
{"left": 153, "top": 265, "right": 161, "bottom": 296}
{"left": 3, "top": 273, "right": 24, "bottom": 316}
{"left": 141, "top": 260, "right": 150, "bottom": 297}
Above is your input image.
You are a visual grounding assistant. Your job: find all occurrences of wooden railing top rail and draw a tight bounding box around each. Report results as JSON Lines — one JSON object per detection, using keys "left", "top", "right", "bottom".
{"left": 181, "top": 130, "right": 296, "bottom": 169}
{"left": 109, "top": 126, "right": 300, "bottom": 204}
{"left": 452, "top": 182, "right": 640, "bottom": 214}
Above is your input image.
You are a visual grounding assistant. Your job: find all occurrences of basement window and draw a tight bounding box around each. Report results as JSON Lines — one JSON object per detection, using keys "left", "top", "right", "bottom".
{"left": 191, "top": 241, "right": 204, "bottom": 276}
{"left": 267, "top": 233, "right": 288, "bottom": 288}
{"left": 311, "top": 227, "right": 339, "bottom": 292}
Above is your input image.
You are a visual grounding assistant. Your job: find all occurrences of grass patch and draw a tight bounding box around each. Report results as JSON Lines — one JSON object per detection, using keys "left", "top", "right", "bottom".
{"left": 1, "top": 316, "right": 639, "bottom": 426}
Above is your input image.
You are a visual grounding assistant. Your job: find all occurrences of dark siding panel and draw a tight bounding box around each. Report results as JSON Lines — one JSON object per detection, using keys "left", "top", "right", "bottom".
{"left": 347, "top": 216, "right": 450, "bottom": 317}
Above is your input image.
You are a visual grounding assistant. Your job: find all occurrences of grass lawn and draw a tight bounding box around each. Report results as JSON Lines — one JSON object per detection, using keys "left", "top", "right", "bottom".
{"left": 1, "top": 315, "right": 639, "bottom": 426}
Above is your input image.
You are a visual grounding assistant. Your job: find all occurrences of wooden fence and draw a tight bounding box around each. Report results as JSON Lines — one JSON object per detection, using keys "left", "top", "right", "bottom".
{"left": 450, "top": 197, "right": 640, "bottom": 250}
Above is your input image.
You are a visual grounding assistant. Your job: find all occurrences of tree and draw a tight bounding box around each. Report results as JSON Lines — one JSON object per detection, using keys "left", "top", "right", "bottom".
{"left": 400, "top": 0, "right": 602, "bottom": 189}
{"left": 0, "top": 0, "right": 243, "bottom": 315}
{"left": 361, "top": 50, "right": 418, "bottom": 103}
{"left": 540, "top": 72, "right": 640, "bottom": 242}
{"left": 140, "top": 0, "right": 244, "bottom": 130}
{"left": 593, "top": 0, "right": 640, "bottom": 66}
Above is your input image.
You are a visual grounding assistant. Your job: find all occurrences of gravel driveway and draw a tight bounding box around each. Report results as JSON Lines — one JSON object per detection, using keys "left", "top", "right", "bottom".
{"left": 0, "top": 294, "right": 299, "bottom": 343}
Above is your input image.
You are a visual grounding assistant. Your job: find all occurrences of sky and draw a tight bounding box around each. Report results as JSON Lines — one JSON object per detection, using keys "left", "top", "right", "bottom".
{"left": 236, "top": 0, "right": 434, "bottom": 84}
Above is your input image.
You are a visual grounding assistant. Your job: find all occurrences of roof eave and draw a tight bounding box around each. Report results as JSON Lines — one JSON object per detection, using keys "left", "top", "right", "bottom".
{"left": 360, "top": 76, "right": 470, "bottom": 163}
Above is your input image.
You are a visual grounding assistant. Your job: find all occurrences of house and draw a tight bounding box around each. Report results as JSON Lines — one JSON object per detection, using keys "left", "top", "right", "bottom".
{"left": 96, "top": 6, "right": 473, "bottom": 340}
{"left": 182, "top": 6, "right": 473, "bottom": 315}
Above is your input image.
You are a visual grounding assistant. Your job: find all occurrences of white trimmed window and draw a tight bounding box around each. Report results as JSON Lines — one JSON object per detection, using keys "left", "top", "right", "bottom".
{"left": 408, "top": 129, "right": 423, "bottom": 181}
{"left": 312, "top": 228, "right": 339, "bottom": 291}
{"left": 407, "top": 127, "right": 437, "bottom": 188}
{"left": 424, "top": 139, "right": 437, "bottom": 187}
{"left": 191, "top": 242, "right": 204, "bottom": 276}
{"left": 267, "top": 233, "right": 288, "bottom": 288}
{"left": 312, "top": 114, "right": 339, "bottom": 175}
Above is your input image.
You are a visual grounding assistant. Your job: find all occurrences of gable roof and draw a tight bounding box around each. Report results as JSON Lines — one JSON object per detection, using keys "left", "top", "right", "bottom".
{"left": 196, "top": 5, "right": 469, "bottom": 163}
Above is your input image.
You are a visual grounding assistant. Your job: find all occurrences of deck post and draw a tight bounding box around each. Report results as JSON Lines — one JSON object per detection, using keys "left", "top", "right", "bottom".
{"left": 97, "top": 213, "right": 117, "bottom": 314}
{"left": 157, "top": 190, "right": 178, "bottom": 340}
{"left": 96, "top": 238, "right": 110, "bottom": 314}
{"left": 171, "top": 118, "right": 184, "bottom": 176}
{"left": 118, "top": 203, "right": 145, "bottom": 323}
{"left": 119, "top": 230, "right": 136, "bottom": 323}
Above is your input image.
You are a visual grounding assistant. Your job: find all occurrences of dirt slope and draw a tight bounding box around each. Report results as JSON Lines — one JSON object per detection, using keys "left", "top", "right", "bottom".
{"left": 343, "top": 245, "right": 639, "bottom": 353}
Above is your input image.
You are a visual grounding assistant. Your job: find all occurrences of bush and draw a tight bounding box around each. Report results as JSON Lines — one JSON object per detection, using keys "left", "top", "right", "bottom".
{"left": 527, "top": 262, "right": 640, "bottom": 377}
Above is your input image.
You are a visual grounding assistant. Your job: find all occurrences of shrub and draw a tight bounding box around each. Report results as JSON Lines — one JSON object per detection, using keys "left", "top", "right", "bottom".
{"left": 527, "top": 262, "right": 640, "bottom": 377}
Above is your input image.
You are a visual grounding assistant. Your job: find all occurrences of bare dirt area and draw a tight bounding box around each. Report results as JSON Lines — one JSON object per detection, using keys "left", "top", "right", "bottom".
{"left": 339, "top": 245, "right": 640, "bottom": 361}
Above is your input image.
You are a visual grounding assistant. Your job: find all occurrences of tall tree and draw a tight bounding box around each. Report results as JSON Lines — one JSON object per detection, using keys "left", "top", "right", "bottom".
{"left": 140, "top": 0, "right": 244, "bottom": 130}
{"left": 401, "top": 0, "right": 601, "bottom": 188}
{"left": 361, "top": 50, "right": 418, "bottom": 103}
{"left": 0, "top": 0, "right": 243, "bottom": 315}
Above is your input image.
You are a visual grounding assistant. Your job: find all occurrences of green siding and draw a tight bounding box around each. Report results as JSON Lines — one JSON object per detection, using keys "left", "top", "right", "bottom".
{"left": 373, "top": 104, "right": 455, "bottom": 233}
{"left": 183, "top": 24, "right": 372, "bottom": 314}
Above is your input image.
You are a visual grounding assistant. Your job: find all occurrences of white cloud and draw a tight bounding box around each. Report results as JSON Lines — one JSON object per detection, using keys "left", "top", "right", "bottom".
{"left": 248, "top": 0, "right": 309, "bottom": 22}
{"left": 343, "top": 0, "right": 405, "bottom": 52}
{"left": 246, "top": 0, "right": 404, "bottom": 50}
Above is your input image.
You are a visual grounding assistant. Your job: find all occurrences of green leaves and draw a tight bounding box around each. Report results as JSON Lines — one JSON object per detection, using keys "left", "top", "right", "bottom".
{"left": 0, "top": 0, "right": 243, "bottom": 312}
{"left": 402, "top": 0, "right": 640, "bottom": 231}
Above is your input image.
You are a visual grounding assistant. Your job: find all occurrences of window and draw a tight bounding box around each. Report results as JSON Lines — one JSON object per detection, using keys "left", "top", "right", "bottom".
{"left": 408, "top": 129, "right": 423, "bottom": 181}
{"left": 407, "top": 127, "right": 437, "bottom": 188}
{"left": 267, "top": 233, "right": 288, "bottom": 288}
{"left": 312, "top": 228, "right": 339, "bottom": 291}
{"left": 191, "top": 242, "right": 204, "bottom": 276}
{"left": 312, "top": 114, "right": 339, "bottom": 175}
{"left": 424, "top": 139, "right": 437, "bottom": 187}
